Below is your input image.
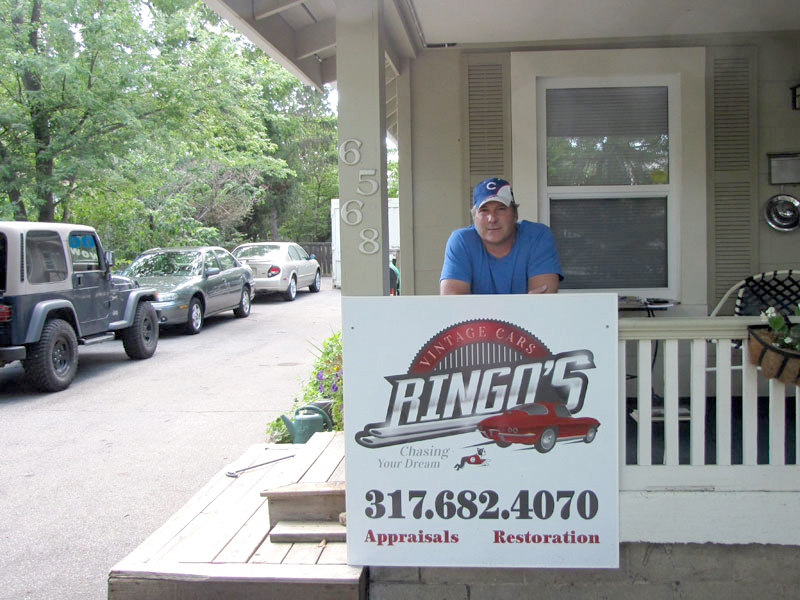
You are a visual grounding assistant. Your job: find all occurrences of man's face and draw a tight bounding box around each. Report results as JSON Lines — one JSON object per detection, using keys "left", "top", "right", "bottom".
{"left": 473, "top": 201, "right": 517, "bottom": 250}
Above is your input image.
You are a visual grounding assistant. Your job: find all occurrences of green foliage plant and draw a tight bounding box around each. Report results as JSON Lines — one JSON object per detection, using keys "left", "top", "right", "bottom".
{"left": 266, "top": 330, "right": 344, "bottom": 443}
{"left": 760, "top": 305, "right": 800, "bottom": 352}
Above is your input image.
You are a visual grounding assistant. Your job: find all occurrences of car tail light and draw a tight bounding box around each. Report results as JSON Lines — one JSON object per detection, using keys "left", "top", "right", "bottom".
{"left": 267, "top": 266, "right": 280, "bottom": 278}
{"left": 0, "top": 305, "right": 10, "bottom": 323}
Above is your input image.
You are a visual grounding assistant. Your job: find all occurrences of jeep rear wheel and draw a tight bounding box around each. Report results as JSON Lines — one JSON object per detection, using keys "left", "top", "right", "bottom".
{"left": 24, "top": 319, "right": 78, "bottom": 392}
{"left": 121, "top": 302, "right": 159, "bottom": 359}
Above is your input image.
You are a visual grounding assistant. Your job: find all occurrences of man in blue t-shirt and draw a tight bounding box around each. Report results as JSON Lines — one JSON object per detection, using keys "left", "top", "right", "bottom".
{"left": 440, "top": 177, "right": 563, "bottom": 295}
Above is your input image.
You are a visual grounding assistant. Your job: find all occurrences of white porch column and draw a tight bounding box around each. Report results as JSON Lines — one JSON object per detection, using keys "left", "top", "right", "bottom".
{"left": 335, "top": 0, "right": 389, "bottom": 296}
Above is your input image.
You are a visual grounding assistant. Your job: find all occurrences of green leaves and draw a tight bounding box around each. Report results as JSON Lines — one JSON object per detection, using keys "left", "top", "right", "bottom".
{"left": 761, "top": 305, "right": 800, "bottom": 352}
{"left": 1, "top": 0, "right": 338, "bottom": 252}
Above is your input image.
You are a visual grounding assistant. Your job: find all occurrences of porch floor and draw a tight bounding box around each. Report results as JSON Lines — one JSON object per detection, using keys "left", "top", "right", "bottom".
{"left": 108, "top": 432, "right": 364, "bottom": 600}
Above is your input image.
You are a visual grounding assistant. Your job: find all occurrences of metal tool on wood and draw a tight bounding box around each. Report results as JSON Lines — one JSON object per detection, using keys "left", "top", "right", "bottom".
{"left": 225, "top": 453, "right": 295, "bottom": 478}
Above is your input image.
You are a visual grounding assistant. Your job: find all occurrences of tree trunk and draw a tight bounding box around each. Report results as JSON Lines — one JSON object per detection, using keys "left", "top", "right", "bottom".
{"left": 269, "top": 205, "right": 279, "bottom": 240}
{"left": 20, "top": 0, "right": 56, "bottom": 222}
{"left": 8, "top": 189, "right": 27, "bottom": 221}
{"left": 0, "top": 142, "right": 27, "bottom": 220}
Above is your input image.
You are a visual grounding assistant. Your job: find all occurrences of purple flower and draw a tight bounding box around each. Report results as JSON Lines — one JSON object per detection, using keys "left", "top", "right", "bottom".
{"left": 318, "top": 383, "right": 324, "bottom": 392}
{"left": 331, "top": 383, "right": 338, "bottom": 392}
{"left": 316, "top": 371, "right": 324, "bottom": 381}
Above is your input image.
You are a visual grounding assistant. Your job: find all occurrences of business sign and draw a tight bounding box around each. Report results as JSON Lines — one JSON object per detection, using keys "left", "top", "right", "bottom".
{"left": 343, "top": 294, "right": 618, "bottom": 568}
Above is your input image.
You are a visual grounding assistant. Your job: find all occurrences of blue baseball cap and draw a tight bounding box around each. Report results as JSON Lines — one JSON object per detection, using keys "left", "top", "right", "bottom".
{"left": 473, "top": 177, "right": 514, "bottom": 209}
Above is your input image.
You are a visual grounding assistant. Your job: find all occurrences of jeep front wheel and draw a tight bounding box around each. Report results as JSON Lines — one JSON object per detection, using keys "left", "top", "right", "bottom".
{"left": 24, "top": 319, "right": 79, "bottom": 392}
{"left": 121, "top": 302, "right": 159, "bottom": 359}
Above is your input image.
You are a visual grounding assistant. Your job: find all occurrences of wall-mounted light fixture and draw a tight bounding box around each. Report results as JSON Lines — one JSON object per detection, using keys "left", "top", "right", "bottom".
{"left": 793, "top": 84, "right": 800, "bottom": 110}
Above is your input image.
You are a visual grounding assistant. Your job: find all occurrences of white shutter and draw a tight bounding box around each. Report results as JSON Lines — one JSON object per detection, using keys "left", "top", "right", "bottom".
{"left": 709, "top": 48, "right": 758, "bottom": 309}
{"left": 467, "top": 61, "right": 506, "bottom": 180}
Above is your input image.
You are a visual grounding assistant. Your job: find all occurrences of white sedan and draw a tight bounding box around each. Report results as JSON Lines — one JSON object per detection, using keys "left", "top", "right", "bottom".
{"left": 232, "top": 242, "right": 321, "bottom": 301}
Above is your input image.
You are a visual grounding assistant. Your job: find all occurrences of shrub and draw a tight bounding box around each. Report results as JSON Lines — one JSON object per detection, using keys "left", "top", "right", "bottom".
{"left": 266, "top": 330, "right": 343, "bottom": 442}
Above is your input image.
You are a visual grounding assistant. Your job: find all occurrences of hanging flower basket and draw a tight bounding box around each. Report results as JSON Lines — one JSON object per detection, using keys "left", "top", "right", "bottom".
{"left": 747, "top": 326, "right": 800, "bottom": 385}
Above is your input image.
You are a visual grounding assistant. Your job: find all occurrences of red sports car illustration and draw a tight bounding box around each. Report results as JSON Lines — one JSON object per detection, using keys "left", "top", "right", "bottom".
{"left": 476, "top": 401, "right": 600, "bottom": 453}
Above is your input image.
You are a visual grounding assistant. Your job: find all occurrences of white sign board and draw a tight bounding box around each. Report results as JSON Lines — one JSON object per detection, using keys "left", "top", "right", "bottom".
{"left": 343, "top": 294, "right": 619, "bottom": 568}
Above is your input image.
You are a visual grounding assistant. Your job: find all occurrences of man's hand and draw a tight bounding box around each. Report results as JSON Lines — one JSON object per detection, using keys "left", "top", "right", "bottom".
{"left": 527, "top": 273, "right": 559, "bottom": 294}
{"left": 528, "top": 284, "right": 549, "bottom": 294}
{"left": 440, "top": 278, "right": 471, "bottom": 295}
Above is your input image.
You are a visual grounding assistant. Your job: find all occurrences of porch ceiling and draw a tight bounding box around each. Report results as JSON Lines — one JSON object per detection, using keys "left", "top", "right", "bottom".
{"left": 204, "top": 0, "right": 800, "bottom": 91}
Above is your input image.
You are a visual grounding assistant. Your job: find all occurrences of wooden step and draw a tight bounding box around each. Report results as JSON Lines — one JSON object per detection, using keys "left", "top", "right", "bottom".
{"left": 270, "top": 520, "right": 347, "bottom": 543}
{"left": 262, "top": 481, "right": 346, "bottom": 528}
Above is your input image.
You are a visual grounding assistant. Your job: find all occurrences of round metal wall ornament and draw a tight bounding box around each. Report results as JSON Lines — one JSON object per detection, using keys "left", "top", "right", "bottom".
{"left": 764, "top": 194, "right": 800, "bottom": 232}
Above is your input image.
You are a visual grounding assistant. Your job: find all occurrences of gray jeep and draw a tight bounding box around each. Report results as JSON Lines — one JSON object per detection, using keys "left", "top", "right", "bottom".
{"left": 0, "top": 222, "right": 159, "bottom": 392}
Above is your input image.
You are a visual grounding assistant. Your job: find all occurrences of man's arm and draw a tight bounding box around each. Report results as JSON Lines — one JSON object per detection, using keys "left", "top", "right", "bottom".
{"left": 440, "top": 278, "right": 471, "bottom": 295}
{"left": 527, "top": 273, "right": 559, "bottom": 294}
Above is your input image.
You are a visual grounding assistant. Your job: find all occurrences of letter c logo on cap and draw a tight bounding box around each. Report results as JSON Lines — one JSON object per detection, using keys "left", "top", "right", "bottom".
{"left": 486, "top": 181, "right": 497, "bottom": 191}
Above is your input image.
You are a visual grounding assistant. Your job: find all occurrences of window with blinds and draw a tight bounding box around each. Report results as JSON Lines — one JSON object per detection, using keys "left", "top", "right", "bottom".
{"left": 543, "top": 84, "right": 673, "bottom": 292}
{"left": 550, "top": 197, "right": 667, "bottom": 289}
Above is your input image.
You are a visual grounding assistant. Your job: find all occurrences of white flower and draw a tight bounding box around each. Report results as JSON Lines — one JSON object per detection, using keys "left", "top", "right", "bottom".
{"left": 785, "top": 337, "right": 793, "bottom": 345}
{"left": 766, "top": 306, "right": 777, "bottom": 318}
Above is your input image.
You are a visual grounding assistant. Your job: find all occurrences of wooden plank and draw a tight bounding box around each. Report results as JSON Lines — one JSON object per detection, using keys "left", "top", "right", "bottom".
{"left": 690, "top": 339, "right": 707, "bottom": 466}
{"left": 264, "top": 481, "right": 346, "bottom": 497}
{"left": 283, "top": 542, "right": 325, "bottom": 565}
{"left": 796, "top": 386, "right": 800, "bottom": 465}
{"left": 110, "top": 578, "right": 364, "bottom": 600}
{"left": 301, "top": 432, "right": 345, "bottom": 483}
{"left": 663, "top": 340, "right": 679, "bottom": 466}
{"left": 157, "top": 484, "right": 269, "bottom": 563}
{"left": 261, "top": 433, "right": 336, "bottom": 496}
{"left": 151, "top": 447, "right": 299, "bottom": 564}
{"left": 263, "top": 481, "right": 345, "bottom": 527}
{"left": 250, "top": 538, "right": 293, "bottom": 565}
{"left": 317, "top": 542, "right": 348, "bottom": 565}
{"left": 620, "top": 490, "right": 800, "bottom": 545}
{"left": 636, "top": 340, "right": 653, "bottom": 466}
{"left": 329, "top": 455, "right": 346, "bottom": 482}
{"left": 618, "top": 340, "right": 626, "bottom": 474}
{"left": 769, "top": 379, "right": 786, "bottom": 466}
{"left": 110, "top": 435, "right": 367, "bottom": 600}
{"left": 110, "top": 561, "right": 364, "bottom": 584}
{"left": 270, "top": 520, "right": 347, "bottom": 543}
{"left": 621, "top": 465, "right": 800, "bottom": 491}
{"left": 267, "top": 493, "right": 346, "bottom": 528}
{"left": 116, "top": 444, "right": 267, "bottom": 567}
{"left": 715, "top": 341, "right": 733, "bottom": 466}
{"left": 213, "top": 497, "right": 272, "bottom": 563}
{"left": 741, "top": 354, "right": 758, "bottom": 465}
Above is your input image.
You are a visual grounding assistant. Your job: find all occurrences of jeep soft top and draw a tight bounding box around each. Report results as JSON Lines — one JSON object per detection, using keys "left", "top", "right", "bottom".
{"left": 0, "top": 221, "right": 159, "bottom": 392}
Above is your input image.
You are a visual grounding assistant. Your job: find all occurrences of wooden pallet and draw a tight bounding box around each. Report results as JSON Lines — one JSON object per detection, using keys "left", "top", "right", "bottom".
{"left": 108, "top": 432, "right": 364, "bottom": 600}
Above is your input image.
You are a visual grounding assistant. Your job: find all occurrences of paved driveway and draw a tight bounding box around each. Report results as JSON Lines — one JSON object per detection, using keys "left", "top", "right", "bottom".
{"left": 0, "top": 278, "right": 341, "bottom": 600}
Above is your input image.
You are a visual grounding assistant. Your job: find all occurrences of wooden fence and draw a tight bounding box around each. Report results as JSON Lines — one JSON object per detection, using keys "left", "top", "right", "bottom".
{"left": 300, "top": 242, "right": 333, "bottom": 275}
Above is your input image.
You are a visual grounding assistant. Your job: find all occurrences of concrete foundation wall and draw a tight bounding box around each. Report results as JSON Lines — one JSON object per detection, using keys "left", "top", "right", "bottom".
{"left": 368, "top": 543, "right": 800, "bottom": 599}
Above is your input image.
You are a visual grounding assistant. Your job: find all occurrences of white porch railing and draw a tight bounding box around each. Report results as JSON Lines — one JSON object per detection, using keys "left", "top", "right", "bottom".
{"left": 617, "top": 316, "right": 800, "bottom": 545}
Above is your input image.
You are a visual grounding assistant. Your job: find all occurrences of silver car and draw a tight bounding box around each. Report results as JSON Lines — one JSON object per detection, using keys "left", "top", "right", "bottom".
{"left": 232, "top": 242, "right": 321, "bottom": 301}
{"left": 124, "top": 247, "right": 255, "bottom": 334}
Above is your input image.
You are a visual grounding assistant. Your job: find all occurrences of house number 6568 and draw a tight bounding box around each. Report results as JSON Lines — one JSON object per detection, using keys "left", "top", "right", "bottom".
{"left": 338, "top": 138, "right": 381, "bottom": 255}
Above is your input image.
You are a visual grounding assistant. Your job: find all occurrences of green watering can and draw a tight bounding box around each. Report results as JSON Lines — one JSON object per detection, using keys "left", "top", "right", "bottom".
{"left": 280, "top": 403, "right": 334, "bottom": 444}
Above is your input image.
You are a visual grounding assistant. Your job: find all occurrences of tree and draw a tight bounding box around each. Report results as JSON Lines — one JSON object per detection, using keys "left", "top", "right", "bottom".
{"left": 1, "top": 0, "right": 189, "bottom": 220}
{"left": 0, "top": 0, "right": 338, "bottom": 256}
{"left": 243, "top": 80, "right": 338, "bottom": 243}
